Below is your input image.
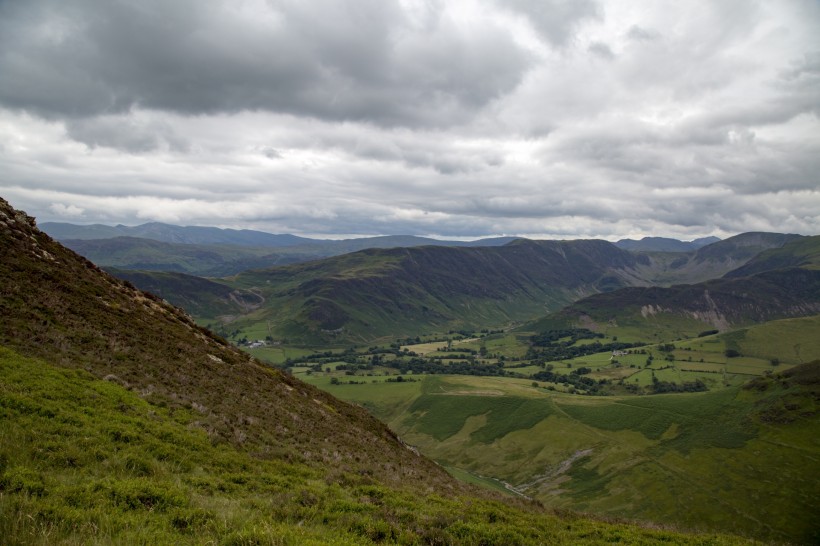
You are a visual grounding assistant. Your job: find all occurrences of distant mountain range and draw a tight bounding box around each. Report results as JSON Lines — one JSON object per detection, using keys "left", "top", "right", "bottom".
{"left": 106, "top": 232, "right": 811, "bottom": 344}
{"left": 43, "top": 221, "right": 730, "bottom": 276}
{"left": 40, "top": 221, "right": 314, "bottom": 246}
{"left": 615, "top": 236, "right": 721, "bottom": 252}
{"left": 41, "top": 221, "right": 517, "bottom": 249}
{"left": 40, "top": 220, "right": 817, "bottom": 345}
{"left": 42, "top": 222, "right": 521, "bottom": 275}
{"left": 43, "top": 221, "right": 722, "bottom": 253}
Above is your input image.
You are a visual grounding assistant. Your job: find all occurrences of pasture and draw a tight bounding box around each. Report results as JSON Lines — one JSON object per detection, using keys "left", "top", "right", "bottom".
{"left": 374, "top": 372, "right": 819, "bottom": 543}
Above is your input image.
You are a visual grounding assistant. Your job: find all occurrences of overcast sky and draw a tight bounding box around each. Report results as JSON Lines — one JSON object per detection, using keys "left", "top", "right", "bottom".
{"left": 1, "top": 0, "right": 818, "bottom": 240}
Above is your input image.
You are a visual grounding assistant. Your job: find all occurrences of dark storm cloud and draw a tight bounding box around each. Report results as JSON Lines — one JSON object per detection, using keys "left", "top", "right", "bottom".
{"left": 0, "top": 0, "right": 531, "bottom": 128}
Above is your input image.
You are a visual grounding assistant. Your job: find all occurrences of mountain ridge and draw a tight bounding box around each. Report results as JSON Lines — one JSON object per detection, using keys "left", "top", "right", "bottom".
{"left": 615, "top": 235, "right": 720, "bottom": 252}
{"left": 214, "top": 238, "right": 651, "bottom": 343}
{"left": 111, "top": 232, "right": 806, "bottom": 345}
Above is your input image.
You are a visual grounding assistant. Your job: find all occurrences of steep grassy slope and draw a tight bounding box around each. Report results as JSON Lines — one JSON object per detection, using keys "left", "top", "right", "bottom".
{"left": 106, "top": 268, "right": 257, "bottom": 320}
{"left": 1, "top": 347, "right": 758, "bottom": 545}
{"left": 0, "top": 198, "right": 451, "bottom": 489}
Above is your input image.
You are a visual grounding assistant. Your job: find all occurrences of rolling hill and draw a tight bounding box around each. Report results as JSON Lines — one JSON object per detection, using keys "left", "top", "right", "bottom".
{"left": 724, "top": 235, "right": 820, "bottom": 278}
{"left": 210, "top": 238, "right": 653, "bottom": 343}
{"left": 1, "top": 200, "right": 763, "bottom": 543}
{"left": 629, "top": 232, "right": 805, "bottom": 286}
{"left": 105, "top": 268, "right": 257, "bottom": 318}
{"left": 526, "top": 236, "right": 820, "bottom": 343}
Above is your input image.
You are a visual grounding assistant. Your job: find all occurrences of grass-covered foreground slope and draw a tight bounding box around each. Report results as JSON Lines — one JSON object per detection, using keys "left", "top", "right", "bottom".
{"left": 314, "top": 364, "right": 820, "bottom": 544}
{"left": 0, "top": 198, "right": 446, "bottom": 488}
{"left": 2, "top": 346, "right": 760, "bottom": 545}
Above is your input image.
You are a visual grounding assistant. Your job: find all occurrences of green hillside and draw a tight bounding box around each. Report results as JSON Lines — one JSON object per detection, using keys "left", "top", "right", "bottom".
{"left": 106, "top": 268, "right": 257, "bottom": 319}
{"left": 2, "top": 346, "right": 759, "bottom": 545}
{"left": 106, "top": 230, "right": 808, "bottom": 346}
{"left": 631, "top": 232, "right": 804, "bottom": 286}
{"left": 528, "top": 266, "right": 820, "bottom": 342}
{"left": 292, "top": 314, "right": 820, "bottom": 542}
{"left": 725, "top": 235, "right": 820, "bottom": 277}
{"left": 172, "top": 238, "right": 651, "bottom": 344}
{"left": 311, "top": 363, "right": 820, "bottom": 544}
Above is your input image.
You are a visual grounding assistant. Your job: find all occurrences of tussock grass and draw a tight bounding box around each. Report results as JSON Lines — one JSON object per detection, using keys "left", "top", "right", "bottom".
{"left": 1, "top": 347, "right": 757, "bottom": 545}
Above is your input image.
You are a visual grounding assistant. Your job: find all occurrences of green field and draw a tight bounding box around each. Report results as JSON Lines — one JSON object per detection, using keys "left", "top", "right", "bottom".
{"left": 309, "top": 358, "right": 820, "bottom": 543}
{"left": 248, "top": 315, "right": 820, "bottom": 542}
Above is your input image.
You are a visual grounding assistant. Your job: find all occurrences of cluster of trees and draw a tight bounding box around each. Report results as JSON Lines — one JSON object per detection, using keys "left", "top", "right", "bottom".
{"left": 530, "top": 368, "right": 608, "bottom": 394}
{"left": 395, "top": 358, "right": 507, "bottom": 377}
{"left": 527, "top": 329, "right": 644, "bottom": 363}
{"left": 530, "top": 328, "right": 604, "bottom": 346}
{"left": 435, "top": 347, "right": 477, "bottom": 354}
{"left": 526, "top": 339, "right": 644, "bottom": 363}
{"left": 650, "top": 377, "right": 708, "bottom": 394}
{"left": 385, "top": 376, "right": 418, "bottom": 383}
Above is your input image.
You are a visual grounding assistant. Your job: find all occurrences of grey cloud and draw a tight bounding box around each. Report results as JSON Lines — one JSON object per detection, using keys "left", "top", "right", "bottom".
{"left": 588, "top": 41, "right": 615, "bottom": 60}
{"left": 299, "top": 127, "right": 505, "bottom": 175}
{"left": 0, "top": 0, "right": 532, "bottom": 128}
{"left": 261, "top": 147, "right": 283, "bottom": 160}
{"left": 65, "top": 116, "right": 189, "bottom": 153}
{"left": 501, "top": 0, "right": 601, "bottom": 47}
{"left": 625, "top": 25, "right": 658, "bottom": 42}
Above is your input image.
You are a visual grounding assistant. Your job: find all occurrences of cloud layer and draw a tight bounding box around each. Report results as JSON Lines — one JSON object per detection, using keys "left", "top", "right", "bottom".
{"left": 1, "top": 0, "right": 818, "bottom": 240}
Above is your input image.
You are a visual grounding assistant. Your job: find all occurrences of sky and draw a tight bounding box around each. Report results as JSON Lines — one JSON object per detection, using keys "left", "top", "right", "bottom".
{"left": 1, "top": 0, "right": 818, "bottom": 241}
